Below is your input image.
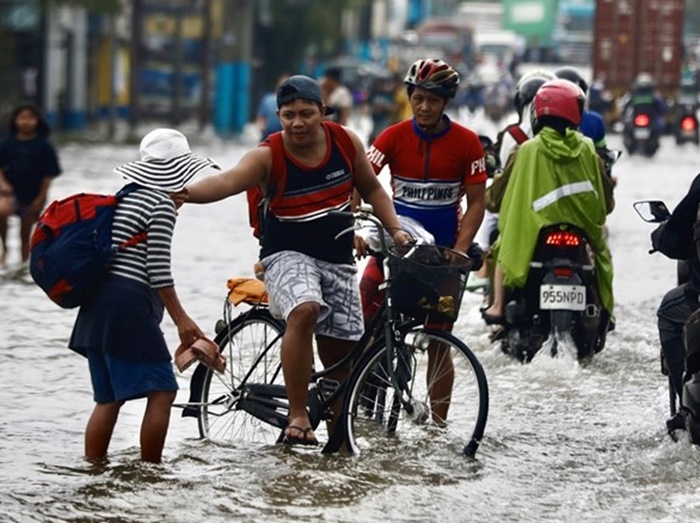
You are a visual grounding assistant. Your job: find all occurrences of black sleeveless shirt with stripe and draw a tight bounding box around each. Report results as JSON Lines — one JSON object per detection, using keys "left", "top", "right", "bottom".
{"left": 260, "top": 127, "right": 355, "bottom": 264}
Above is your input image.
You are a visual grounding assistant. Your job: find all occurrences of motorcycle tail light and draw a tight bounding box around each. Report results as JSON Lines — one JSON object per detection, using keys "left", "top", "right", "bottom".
{"left": 634, "top": 114, "right": 650, "bottom": 127}
{"left": 545, "top": 231, "right": 581, "bottom": 247}
{"left": 682, "top": 116, "right": 697, "bottom": 131}
{"left": 554, "top": 267, "right": 574, "bottom": 278}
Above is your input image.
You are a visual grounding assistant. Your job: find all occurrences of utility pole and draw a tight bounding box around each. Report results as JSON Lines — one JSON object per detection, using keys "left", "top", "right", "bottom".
{"left": 214, "top": 0, "right": 252, "bottom": 136}
{"left": 233, "top": 0, "right": 253, "bottom": 133}
{"left": 128, "top": 0, "right": 143, "bottom": 138}
{"left": 107, "top": 13, "right": 117, "bottom": 140}
{"left": 199, "top": 0, "right": 212, "bottom": 131}
{"left": 172, "top": 7, "right": 184, "bottom": 126}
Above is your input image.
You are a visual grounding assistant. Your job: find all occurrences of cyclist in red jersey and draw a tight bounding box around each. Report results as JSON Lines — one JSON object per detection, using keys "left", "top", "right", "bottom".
{"left": 356, "top": 59, "right": 487, "bottom": 422}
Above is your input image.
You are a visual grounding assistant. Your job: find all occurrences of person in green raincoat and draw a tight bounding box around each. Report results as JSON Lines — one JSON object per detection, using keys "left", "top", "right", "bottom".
{"left": 483, "top": 79, "right": 615, "bottom": 324}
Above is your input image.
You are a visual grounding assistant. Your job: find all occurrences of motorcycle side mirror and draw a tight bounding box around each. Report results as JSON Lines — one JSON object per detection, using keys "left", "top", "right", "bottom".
{"left": 606, "top": 149, "right": 623, "bottom": 164}
{"left": 633, "top": 200, "right": 671, "bottom": 223}
{"left": 596, "top": 147, "right": 622, "bottom": 167}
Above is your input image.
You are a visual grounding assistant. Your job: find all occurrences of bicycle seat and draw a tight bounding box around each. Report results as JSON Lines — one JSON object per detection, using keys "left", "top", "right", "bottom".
{"left": 227, "top": 277, "right": 269, "bottom": 306}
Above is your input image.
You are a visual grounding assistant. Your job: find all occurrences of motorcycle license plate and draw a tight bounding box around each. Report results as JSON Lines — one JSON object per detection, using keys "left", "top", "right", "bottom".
{"left": 539, "top": 284, "right": 586, "bottom": 311}
{"left": 634, "top": 128, "right": 651, "bottom": 139}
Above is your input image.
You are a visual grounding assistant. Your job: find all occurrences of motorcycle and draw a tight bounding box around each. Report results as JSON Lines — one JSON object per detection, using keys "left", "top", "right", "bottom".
{"left": 633, "top": 199, "right": 700, "bottom": 444}
{"left": 673, "top": 106, "right": 700, "bottom": 146}
{"left": 496, "top": 222, "right": 610, "bottom": 363}
{"left": 622, "top": 111, "right": 660, "bottom": 157}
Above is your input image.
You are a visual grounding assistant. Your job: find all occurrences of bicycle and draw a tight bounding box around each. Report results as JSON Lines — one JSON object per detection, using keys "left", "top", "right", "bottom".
{"left": 175, "top": 206, "right": 489, "bottom": 457}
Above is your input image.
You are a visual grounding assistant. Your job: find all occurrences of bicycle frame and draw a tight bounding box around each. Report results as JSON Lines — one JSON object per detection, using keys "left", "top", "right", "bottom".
{"left": 176, "top": 205, "right": 484, "bottom": 455}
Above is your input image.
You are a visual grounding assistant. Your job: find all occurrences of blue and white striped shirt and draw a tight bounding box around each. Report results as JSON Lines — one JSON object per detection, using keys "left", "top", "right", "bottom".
{"left": 109, "top": 187, "right": 176, "bottom": 289}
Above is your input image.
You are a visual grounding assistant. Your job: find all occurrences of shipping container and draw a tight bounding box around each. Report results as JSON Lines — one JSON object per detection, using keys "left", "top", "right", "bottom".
{"left": 593, "top": 0, "right": 684, "bottom": 98}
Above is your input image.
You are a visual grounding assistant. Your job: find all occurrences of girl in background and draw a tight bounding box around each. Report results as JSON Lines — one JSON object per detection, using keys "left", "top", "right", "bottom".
{"left": 0, "top": 103, "right": 61, "bottom": 266}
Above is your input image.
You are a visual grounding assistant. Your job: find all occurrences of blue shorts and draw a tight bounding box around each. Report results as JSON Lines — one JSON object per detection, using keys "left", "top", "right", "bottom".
{"left": 87, "top": 350, "right": 178, "bottom": 404}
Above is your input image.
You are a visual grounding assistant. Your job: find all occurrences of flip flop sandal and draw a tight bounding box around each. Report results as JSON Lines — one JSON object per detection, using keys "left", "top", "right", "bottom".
{"left": 282, "top": 425, "right": 318, "bottom": 446}
{"left": 174, "top": 344, "right": 197, "bottom": 373}
{"left": 190, "top": 337, "right": 226, "bottom": 373}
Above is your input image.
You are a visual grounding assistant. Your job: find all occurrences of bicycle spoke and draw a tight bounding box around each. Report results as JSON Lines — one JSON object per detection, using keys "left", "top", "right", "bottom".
{"left": 344, "top": 330, "right": 488, "bottom": 457}
{"left": 197, "top": 310, "right": 287, "bottom": 446}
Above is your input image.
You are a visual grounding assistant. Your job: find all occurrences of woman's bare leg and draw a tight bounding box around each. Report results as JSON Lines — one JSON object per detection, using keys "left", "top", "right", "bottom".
{"left": 0, "top": 215, "right": 8, "bottom": 265}
{"left": 85, "top": 402, "right": 122, "bottom": 461}
{"left": 140, "top": 390, "right": 176, "bottom": 463}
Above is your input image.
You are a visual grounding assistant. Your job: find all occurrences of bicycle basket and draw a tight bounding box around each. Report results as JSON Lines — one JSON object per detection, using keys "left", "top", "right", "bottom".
{"left": 388, "top": 244, "right": 473, "bottom": 322}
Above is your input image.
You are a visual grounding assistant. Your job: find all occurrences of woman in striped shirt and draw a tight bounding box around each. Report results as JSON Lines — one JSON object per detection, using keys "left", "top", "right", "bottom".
{"left": 69, "top": 129, "right": 218, "bottom": 463}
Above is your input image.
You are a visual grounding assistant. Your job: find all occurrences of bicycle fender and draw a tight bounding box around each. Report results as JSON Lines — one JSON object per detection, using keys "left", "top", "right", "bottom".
{"left": 181, "top": 363, "right": 208, "bottom": 418}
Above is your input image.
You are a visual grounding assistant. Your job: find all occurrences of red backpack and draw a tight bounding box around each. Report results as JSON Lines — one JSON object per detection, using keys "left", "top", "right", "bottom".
{"left": 247, "top": 122, "right": 356, "bottom": 241}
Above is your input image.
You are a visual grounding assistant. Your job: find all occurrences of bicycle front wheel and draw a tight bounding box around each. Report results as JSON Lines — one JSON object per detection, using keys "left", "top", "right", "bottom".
{"left": 197, "top": 308, "right": 286, "bottom": 445}
{"left": 343, "top": 329, "right": 489, "bottom": 457}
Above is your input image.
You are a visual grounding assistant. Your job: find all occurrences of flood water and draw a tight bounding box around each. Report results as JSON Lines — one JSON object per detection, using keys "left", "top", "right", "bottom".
{"left": 2, "top": 120, "right": 700, "bottom": 522}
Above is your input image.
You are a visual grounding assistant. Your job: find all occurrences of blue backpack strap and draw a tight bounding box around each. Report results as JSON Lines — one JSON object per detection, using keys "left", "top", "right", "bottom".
{"left": 115, "top": 183, "right": 142, "bottom": 198}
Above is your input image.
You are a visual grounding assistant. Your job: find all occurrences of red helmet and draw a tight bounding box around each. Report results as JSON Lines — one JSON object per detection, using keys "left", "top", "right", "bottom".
{"left": 404, "top": 59, "right": 460, "bottom": 99}
{"left": 533, "top": 79, "right": 585, "bottom": 127}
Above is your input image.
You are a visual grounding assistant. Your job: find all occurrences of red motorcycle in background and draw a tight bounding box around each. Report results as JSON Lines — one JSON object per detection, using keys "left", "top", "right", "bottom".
{"left": 623, "top": 111, "right": 660, "bottom": 157}
{"left": 674, "top": 106, "right": 700, "bottom": 146}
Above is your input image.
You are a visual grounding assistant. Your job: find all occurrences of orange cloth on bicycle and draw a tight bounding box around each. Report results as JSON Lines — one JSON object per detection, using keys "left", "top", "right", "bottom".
{"left": 226, "top": 277, "right": 268, "bottom": 305}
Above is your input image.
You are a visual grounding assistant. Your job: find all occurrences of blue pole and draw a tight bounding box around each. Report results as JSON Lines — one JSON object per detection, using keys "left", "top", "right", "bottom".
{"left": 214, "top": 62, "right": 235, "bottom": 135}
{"left": 213, "top": 0, "right": 252, "bottom": 136}
{"left": 232, "top": 60, "right": 250, "bottom": 134}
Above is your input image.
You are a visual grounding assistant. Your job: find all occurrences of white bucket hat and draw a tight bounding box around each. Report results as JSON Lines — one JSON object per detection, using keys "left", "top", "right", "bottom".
{"left": 114, "top": 128, "right": 219, "bottom": 192}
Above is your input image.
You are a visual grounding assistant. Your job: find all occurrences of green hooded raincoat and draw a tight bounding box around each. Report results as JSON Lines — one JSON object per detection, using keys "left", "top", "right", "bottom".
{"left": 495, "top": 127, "right": 614, "bottom": 314}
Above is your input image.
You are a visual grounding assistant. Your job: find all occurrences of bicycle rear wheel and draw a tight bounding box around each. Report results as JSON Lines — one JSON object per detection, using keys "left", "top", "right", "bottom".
{"left": 197, "top": 308, "right": 286, "bottom": 445}
{"left": 343, "top": 329, "right": 489, "bottom": 457}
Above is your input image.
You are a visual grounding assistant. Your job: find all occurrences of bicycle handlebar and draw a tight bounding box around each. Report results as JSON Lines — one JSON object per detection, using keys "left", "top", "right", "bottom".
{"left": 330, "top": 204, "right": 396, "bottom": 257}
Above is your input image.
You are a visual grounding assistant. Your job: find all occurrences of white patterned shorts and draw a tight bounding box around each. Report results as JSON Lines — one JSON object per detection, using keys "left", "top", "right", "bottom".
{"left": 260, "top": 250, "right": 364, "bottom": 341}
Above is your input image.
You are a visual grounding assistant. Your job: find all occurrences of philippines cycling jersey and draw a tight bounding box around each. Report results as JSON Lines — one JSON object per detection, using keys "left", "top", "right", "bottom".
{"left": 367, "top": 116, "right": 487, "bottom": 246}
